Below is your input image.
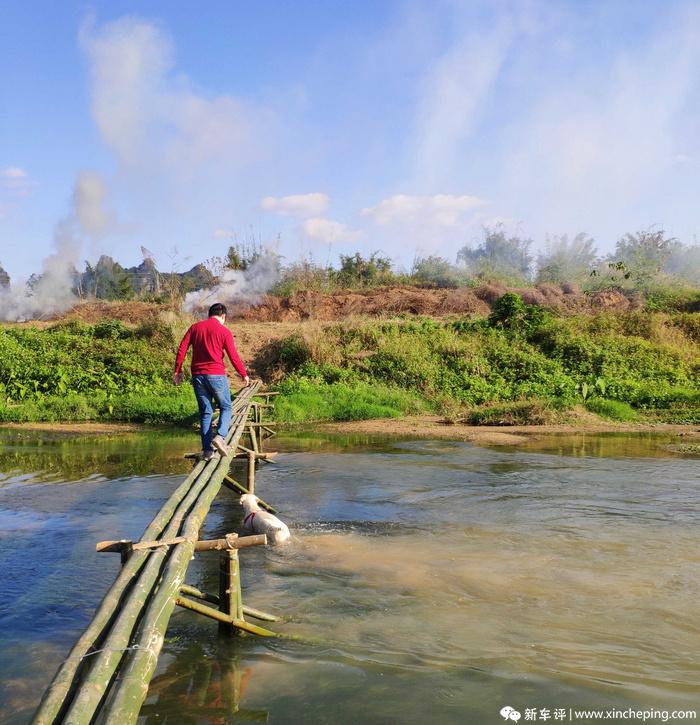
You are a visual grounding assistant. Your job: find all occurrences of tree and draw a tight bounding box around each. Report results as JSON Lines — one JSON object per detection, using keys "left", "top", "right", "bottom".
{"left": 336, "top": 252, "right": 393, "bottom": 287}
{"left": 0, "top": 263, "right": 9, "bottom": 289}
{"left": 608, "top": 229, "right": 681, "bottom": 286}
{"left": 536, "top": 233, "right": 597, "bottom": 284}
{"left": 411, "top": 255, "right": 463, "bottom": 288}
{"left": 663, "top": 242, "right": 700, "bottom": 287}
{"left": 457, "top": 226, "right": 533, "bottom": 283}
{"left": 226, "top": 241, "right": 262, "bottom": 271}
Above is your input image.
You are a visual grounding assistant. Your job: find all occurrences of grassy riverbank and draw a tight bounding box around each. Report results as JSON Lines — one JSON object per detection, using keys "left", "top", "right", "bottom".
{"left": 1, "top": 296, "right": 699, "bottom": 425}
{"left": 271, "top": 296, "right": 700, "bottom": 424}
{"left": 0, "top": 319, "right": 197, "bottom": 424}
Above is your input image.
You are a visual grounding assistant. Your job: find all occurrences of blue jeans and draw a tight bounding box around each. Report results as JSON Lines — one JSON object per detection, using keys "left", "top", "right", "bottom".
{"left": 192, "top": 375, "right": 232, "bottom": 452}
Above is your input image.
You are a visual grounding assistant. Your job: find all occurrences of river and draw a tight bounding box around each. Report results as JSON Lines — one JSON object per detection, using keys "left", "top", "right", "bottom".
{"left": 0, "top": 428, "right": 698, "bottom": 724}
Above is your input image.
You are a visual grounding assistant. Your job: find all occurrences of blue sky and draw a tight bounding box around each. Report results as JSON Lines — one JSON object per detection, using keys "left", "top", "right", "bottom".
{"left": 2, "top": 0, "right": 699, "bottom": 279}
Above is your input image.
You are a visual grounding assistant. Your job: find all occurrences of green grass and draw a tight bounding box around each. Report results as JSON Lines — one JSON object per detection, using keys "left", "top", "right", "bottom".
{"left": 273, "top": 378, "right": 426, "bottom": 423}
{"left": 584, "top": 398, "right": 637, "bottom": 422}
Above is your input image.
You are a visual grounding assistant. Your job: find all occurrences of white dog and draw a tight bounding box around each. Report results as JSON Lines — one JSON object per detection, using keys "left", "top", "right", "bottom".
{"left": 240, "top": 493, "right": 290, "bottom": 545}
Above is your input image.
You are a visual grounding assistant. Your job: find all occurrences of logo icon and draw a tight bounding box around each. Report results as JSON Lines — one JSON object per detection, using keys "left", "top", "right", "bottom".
{"left": 500, "top": 706, "right": 521, "bottom": 722}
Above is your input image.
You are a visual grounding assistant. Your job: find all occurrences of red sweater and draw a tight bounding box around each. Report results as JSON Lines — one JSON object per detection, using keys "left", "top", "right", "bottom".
{"left": 174, "top": 317, "right": 247, "bottom": 377}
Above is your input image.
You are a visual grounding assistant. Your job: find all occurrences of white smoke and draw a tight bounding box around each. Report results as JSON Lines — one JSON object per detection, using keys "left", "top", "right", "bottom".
{"left": 183, "top": 250, "right": 280, "bottom": 313}
{"left": 0, "top": 171, "right": 111, "bottom": 321}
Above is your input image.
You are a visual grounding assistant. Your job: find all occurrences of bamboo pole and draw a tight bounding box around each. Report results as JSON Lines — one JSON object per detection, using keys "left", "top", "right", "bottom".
{"left": 218, "top": 550, "right": 242, "bottom": 636}
{"left": 32, "top": 456, "right": 208, "bottom": 724}
{"left": 247, "top": 424, "right": 260, "bottom": 454}
{"left": 99, "top": 395, "right": 258, "bottom": 723}
{"left": 247, "top": 452, "right": 256, "bottom": 494}
{"left": 179, "top": 585, "right": 278, "bottom": 621}
{"left": 34, "top": 383, "right": 260, "bottom": 725}
{"left": 240, "top": 605, "right": 279, "bottom": 623}
{"left": 96, "top": 533, "right": 266, "bottom": 553}
{"left": 61, "top": 448, "right": 226, "bottom": 721}
{"left": 174, "top": 597, "right": 277, "bottom": 636}
{"left": 180, "top": 584, "right": 219, "bottom": 606}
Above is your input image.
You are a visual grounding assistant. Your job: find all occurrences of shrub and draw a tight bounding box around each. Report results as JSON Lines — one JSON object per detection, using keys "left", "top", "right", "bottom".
{"left": 465, "top": 399, "right": 558, "bottom": 426}
{"left": 93, "top": 320, "right": 131, "bottom": 340}
{"left": 278, "top": 336, "right": 312, "bottom": 371}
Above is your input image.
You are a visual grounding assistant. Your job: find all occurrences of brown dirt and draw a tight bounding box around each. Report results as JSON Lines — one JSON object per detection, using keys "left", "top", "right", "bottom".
{"left": 313, "top": 415, "right": 700, "bottom": 445}
{"left": 230, "top": 284, "right": 639, "bottom": 322}
{"left": 61, "top": 300, "right": 166, "bottom": 324}
{"left": 22, "top": 283, "right": 639, "bottom": 330}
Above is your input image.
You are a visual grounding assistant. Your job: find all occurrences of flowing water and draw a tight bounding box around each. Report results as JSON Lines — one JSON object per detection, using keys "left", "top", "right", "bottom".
{"left": 0, "top": 428, "right": 698, "bottom": 724}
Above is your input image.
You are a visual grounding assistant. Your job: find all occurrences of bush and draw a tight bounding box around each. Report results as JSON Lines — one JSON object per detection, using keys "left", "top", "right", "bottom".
{"left": 278, "top": 336, "right": 312, "bottom": 371}
{"left": 465, "top": 399, "right": 558, "bottom": 426}
{"left": 93, "top": 320, "right": 131, "bottom": 340}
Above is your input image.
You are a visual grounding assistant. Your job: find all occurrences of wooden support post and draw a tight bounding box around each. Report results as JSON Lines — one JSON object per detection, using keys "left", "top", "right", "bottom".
{"left": 257, "top": 405, "right": 264, "bottom": 453}
{"left": 247, "top": 423, "right": 260, "bottom": 454}
{"left": 247, "top": 451, "right": 255, "bottom": 494}
{"left": 234, "top": 445, "right": 277, "bottom": 462}
{"left": 175, "top": 596, "right": 277, "bottom": 636}
{"left": 219, "top": 549, "right": 243, "bottom": 636}
{"left": 179, "top": 585, "right": 279, "bottom": 622}
{"left": 97, "top": 533, "right": 266, "bottom": 554}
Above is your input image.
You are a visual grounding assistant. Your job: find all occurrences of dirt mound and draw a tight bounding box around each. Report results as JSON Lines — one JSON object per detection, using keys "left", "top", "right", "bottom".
{"left": 36, "top": 284, "right": 640, "bottom": 329}
{"left": 231, "top": 284, "right": 638, "bottom": 321}
{"left": 232, "top": 287, "right": 491, "bottom": 321}
{"left": 57, "top": 300, "right": 166, "bottom": 325}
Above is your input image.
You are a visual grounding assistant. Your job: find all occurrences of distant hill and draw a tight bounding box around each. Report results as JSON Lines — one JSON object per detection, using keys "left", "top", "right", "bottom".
{"left": 78, "top": 255, "right": 215, "bottom": 300}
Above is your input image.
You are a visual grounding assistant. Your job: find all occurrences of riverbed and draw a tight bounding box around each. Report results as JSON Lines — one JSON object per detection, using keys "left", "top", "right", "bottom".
{"left": 0, "top": 429, "right": 698, "bottom": 724}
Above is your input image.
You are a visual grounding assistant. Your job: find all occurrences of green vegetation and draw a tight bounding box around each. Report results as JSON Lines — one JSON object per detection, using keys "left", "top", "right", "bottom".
{"left": 274, "top": 378, "right": 426, "bottom": 423}
{"left": 584, "top": 398, "right": 637, "bottom": 422}
{"left": 0, "top": 319, "right": 198, "bottom": 424}
{"left": 1, "top": 293, "right": 699, "bottom": 427}
{"left": 267, "top": 298, "right": 700, "bottom": 424}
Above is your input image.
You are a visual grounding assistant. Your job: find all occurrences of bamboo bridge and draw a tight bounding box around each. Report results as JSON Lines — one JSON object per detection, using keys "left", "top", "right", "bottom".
{"left": 33, "top": 381, "right": 281, "bottom": 724}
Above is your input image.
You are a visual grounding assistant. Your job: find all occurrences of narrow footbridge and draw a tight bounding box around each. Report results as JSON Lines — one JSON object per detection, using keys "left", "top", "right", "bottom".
{"left": 33, "top": 381, "right": 280, "bottom": 724}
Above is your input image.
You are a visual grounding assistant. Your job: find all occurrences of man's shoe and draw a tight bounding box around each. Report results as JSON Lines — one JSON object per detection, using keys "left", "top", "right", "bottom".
{"left": 212, "top": 435, "right": 230, "bottom": 457}
{"left": 203, "top": 449, "right": 217, "bottom": 462}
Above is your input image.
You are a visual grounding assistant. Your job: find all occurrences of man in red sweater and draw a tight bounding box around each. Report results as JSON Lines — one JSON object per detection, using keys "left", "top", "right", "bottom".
{"left": 173, "top": 302, "right": 250, "bottom": 460}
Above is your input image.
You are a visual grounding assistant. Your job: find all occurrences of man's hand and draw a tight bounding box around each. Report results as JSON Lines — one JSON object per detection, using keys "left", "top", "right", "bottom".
{"left": 244, "top": 375, "right": 251, "bottom": 387}
{"left": 173, "top": 371, "right": 183, "bottom": 386}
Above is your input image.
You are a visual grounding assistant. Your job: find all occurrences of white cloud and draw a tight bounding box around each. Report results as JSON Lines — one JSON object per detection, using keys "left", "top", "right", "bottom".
{"left": 362, "top": 194, "right": 485, "bottom": 226}
{"left": 80, "top": 16, "right": 275, "bottom": 169}
{"left": 412, "top": 16, "right": 514, "bottom": 188}
{"left": 300, "top": 217, "right": 361, "bottom": 243}
{"left": 1, "top": 166, "right": 32, "bottom": 198}
{"left": 1, "top": 167, "right": 27, "bottom": 179}
{"left": 260, "top": 192, "right": 329, "bottom": 217}
{"left": 213, "top": 228, "right": 235, "bottom": 239}
{"left": 485, "top": 4, "right": 700, "bottom": 240}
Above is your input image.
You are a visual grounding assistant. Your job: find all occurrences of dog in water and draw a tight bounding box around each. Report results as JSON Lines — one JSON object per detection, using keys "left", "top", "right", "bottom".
{"left": 240, "top": 493, "right": 290, "bottom": 545}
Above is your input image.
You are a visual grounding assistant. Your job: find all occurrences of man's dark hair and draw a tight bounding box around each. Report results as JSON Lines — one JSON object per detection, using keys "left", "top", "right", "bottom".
{"left": 208, "top": 303, "right": 227, "bottom": 317}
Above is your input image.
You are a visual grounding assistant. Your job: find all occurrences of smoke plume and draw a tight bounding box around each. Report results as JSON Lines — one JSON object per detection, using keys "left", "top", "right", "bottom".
{"left": 183, "top": 251, "right": 280, "bottom": 313}
{"left": 0, "top": 172, "right": 111, "bottom": 321}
